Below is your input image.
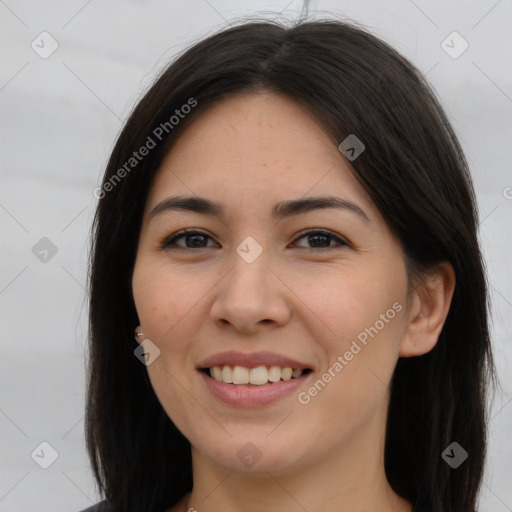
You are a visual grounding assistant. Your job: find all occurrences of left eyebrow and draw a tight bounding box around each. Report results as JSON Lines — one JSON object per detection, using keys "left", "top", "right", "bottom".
{"left": 148, "top": 195, "right": 370, "bottom": 223}
{"left": 272, "top": 196, "right": 370, "bottom": 222}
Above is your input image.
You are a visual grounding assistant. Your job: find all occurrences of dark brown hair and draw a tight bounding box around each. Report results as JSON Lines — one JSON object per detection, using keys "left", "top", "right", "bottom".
{"left": 86, "top": 18, "right": 496, "bottom": 512}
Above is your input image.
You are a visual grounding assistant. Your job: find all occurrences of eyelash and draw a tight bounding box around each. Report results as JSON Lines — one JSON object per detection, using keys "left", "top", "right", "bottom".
{"left": 159, "top": 228, "right": 349, "bottom": 252}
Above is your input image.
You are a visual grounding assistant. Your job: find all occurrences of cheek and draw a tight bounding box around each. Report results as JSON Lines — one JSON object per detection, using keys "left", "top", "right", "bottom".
{"left": 132, "top": 260, "right": 206, "bottom": 340}
{"left": 299, "top": 266, "right": 397, "bottom": 342}
{"left": 132, "top": 262, "right": 202, "bottom": 432}
{"left": 309, "top": 264, "right": 407, "bottom": 390}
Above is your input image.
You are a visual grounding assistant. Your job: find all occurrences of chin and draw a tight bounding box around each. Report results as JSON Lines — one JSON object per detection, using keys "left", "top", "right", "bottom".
{"left": 194, "top": 434, "right": 310, "bottom": 475}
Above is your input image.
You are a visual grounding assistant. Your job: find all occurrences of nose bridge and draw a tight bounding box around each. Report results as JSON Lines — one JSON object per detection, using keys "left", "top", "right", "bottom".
{"left": 210, "top": 234, "right": 289, "bottom": 329}
{"left": 228, "top": 235, "right": 272, "bottom": 302}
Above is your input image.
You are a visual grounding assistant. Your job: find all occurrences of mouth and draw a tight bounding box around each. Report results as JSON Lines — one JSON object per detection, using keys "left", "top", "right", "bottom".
{"left": 196, "top": 350, "right": 315, "bottom": 407}
{"left": 199, "top": 365, "right": 313, "bottom": 386}
{"left": 198, "top": 364, "right": 314, "bottom": 408}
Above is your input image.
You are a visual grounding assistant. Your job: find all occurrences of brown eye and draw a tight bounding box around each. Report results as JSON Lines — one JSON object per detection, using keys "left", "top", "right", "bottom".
{"left": 292, "top": 230, "right": 348, "bottom": 250}
{"left": 160, "top": 230, "right": 217, "bottom": 249}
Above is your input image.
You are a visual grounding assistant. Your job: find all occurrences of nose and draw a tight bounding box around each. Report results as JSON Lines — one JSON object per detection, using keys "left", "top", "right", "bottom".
{"left": 209, "top": 244, "right": 291, "bottom": 335}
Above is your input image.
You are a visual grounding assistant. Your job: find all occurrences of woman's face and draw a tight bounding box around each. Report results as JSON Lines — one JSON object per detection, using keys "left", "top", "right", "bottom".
{"left": 132, "top": 91, "right": 412, "bottom": 476}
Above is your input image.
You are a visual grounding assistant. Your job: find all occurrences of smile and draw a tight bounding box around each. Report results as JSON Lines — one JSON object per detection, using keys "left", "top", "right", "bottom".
{"left": 206, "top": 364, "right": 312, "bottom": 385}
{"left": 196, "top": 350, "right": 315, "bottom": 407}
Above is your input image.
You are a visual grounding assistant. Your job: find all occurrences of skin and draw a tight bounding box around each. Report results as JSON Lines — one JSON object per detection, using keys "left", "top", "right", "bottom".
{"left": 131, "top": 91, "right": 455, "bottom": 512}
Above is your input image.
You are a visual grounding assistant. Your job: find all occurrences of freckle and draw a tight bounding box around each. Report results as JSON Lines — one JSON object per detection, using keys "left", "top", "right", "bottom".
{"left": 262, "top": 162, "right": 267, "bottom": 167}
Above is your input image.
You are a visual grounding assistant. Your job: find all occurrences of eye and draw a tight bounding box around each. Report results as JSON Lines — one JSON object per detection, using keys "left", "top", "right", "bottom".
{"left": 160, "top": 229, "right": 217, "bottom": 249}
{"left": 291, "top": 229, "right": 348, "bottom": 250}
{"left": 160, "top": 229, "right": 348, "bottom": 251}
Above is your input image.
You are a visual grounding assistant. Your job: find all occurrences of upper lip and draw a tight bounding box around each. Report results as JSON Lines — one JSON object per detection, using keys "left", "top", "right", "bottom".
{"left": 197, "top": 351, "right": 313, "bottom": 370}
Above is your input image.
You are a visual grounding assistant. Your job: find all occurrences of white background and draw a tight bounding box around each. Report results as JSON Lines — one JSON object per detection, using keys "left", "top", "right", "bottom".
{"left": 0, "top": 1, "right": 511, "bottom": 511}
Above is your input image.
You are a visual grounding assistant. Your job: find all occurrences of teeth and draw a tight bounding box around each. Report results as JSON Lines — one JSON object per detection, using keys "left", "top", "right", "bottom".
{"left": 208, "top": 365, "right": 307, "bottom": 385}
{"left": 249, "top": 366, "right": 268, "bottom": 385}
{"left": 212, "top": 366, "right": 223, "bottom": 381}
{"left": 282, "top": 367, "right": 293, "bottom": 381}
{"left": 268, "top": 365, "right": 282, "bottom": 382}
{"left": 221, "top": 365, "right": 232, "bottom": 383}
{"left": 232, "top": 365, "right": 249, "bottom": 384}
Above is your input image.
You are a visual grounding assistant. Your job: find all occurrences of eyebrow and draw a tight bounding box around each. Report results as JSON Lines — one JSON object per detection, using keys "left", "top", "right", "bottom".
{"left": 148, "top": 195, "right": 370, "bottom": 223}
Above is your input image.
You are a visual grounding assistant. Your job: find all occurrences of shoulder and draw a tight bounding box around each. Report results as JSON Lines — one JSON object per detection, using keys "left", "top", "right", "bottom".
{"left": 77, "top": 500, "right": 110, "bottom": 512}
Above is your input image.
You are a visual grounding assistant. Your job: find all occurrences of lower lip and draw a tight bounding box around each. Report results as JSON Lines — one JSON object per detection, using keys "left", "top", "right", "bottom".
{"left": 199, "top": 370, "right": 312, "bottom": 407}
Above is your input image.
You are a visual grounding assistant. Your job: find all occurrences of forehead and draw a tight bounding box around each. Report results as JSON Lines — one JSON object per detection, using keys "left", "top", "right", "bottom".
{"left": 145, "top": 92, "right": 377, "bottom": 221}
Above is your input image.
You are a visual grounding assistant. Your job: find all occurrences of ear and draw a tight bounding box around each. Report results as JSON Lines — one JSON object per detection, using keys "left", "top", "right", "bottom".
{"left": 399, "top": 262, "right": 456, "bottom": 357}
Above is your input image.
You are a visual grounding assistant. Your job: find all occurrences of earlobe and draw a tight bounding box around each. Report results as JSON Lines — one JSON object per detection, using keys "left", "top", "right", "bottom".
{"left": 134, "top": 325, "right": 144, "bottom": 344}
{"left": 399, "top": 262, "right": 456, "bottom": 358}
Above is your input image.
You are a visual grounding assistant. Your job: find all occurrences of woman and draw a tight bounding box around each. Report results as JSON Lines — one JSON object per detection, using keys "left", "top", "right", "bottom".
{"left": 81, "top": 17, "right": 496, "bottom": 512}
